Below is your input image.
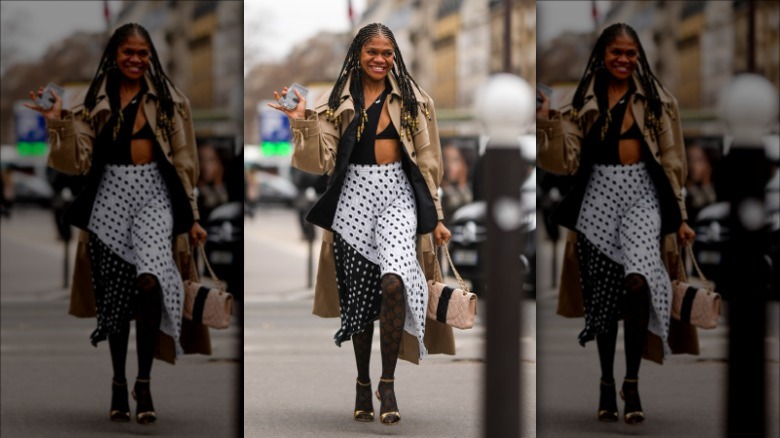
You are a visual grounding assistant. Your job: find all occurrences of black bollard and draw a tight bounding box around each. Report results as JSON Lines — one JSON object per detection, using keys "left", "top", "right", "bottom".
{"left": 722, "top": 145, "right": 771, "bottom": 438}
{"left": 716, "top": 73, "right": 777, "bottom": 438}
{"left": 478, "top": 74, "right": 533, "bottom": 438}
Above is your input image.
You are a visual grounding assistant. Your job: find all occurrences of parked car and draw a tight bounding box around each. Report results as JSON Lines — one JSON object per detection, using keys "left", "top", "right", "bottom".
{"left": 447, "top": 167, "right": 537, "bottom": 298}
{"left": 203, "top": 201, "right": 243, "bottom": 300}
{"left": 256, "top": 170, "right": 297, "bottom": 207}
{"left": 692, "top": 166, "right": 779, "bottom": 300}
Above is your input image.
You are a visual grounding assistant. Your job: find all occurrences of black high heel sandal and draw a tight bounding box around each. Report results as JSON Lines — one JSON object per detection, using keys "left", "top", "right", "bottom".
{"left": 354, "top": 379, "right": 374, "bottom": 422}
{"left": 374, "top": 378, "right": 400, "bottom": 425}
{"left": 597, "top": 379, "right": 618, "bottom": 422}
{"left": 110, "top": 379, "right": 130, "bottom": 422}
{"left": 131, "top": 378, "right": 156, "bottom": 424}
{"left": 620, "top": 378, "right": 644, "bottom": 424}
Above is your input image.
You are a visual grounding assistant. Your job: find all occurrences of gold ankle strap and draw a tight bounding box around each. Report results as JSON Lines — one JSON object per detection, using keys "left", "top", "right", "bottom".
{"left": 112, "top": 379, "right": 127, "bottom": 386}
{"left": 379, "top": 378, "right": 394, "bottom": 383}
{"left": 136, "top": 378, "right": 151, "bottom": 383}
{"left": 356, "top": 379, "right": 371, "bottom": 387}
{"left": 600, "top": 380, "right": 614, "bottom": 386}
{"left": 624, "top": 378, "right": 639, "bottom": 383}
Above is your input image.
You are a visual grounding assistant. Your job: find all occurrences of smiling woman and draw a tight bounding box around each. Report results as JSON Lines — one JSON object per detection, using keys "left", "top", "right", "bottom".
{"left": 24, "top": 22, "right": 207, "bottom": 426}
{"left": 537, "top": 22, "right": 697, "bottom": 425}
{"left": 268, "top": 22, "right": 453, "bottom": 427}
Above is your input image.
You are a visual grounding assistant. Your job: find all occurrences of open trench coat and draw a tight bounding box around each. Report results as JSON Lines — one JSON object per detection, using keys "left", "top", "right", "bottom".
{"left": 45, "top": 74, "right": 210, "bottom": 364}
{"left": 536, "top": 74, "right": 699, "bottom": 364}
{"left": 289, "top": 74, "right": 456, "bottom": 364}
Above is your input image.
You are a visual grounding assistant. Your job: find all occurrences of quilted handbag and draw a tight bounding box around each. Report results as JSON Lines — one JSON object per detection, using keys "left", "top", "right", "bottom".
{"left": 427, "top": 245, "right": 477, "bottom": 330}
{"left": 183, "top": 245, "right": 234, "bottom": 329}
{"left": 671, "top": 246, "right": 721, "bottom": 329}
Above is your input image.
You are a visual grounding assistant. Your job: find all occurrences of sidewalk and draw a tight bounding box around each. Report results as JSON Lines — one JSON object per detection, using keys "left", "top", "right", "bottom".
{"left": 1, "top": 207, "right": 241, "bottom": 437}
{"left": 536, "top": 286, "right": 779, "bottom": 437}
{"left": 243, "top": 206, "right": 537, "bottom": 437}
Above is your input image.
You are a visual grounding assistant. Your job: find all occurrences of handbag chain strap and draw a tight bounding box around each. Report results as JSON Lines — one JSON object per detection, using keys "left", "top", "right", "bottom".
{"left": 433, "top": 243, "right": 471, "bottom": 293}
{"left": 197, "top": 244, "right": 225, "bottom": 291}
{"left": 685, "top": 244, "right": 710, "bottom": 285}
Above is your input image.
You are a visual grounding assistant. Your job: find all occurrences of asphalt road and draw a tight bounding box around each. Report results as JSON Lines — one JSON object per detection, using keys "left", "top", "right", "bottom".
{"left": 0, "top": 207, "right": 241, "bottom": 438}
{"left": 243, "top": 205, "right": 537, "bottom": 437}
{"left": 535, "top": 212, "right": 780, "bottom": 438}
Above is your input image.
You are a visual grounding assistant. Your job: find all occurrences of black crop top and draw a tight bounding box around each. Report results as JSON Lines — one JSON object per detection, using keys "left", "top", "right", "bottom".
{"left": 104, "top": 85, "right": 160, "bottom": 165}
{"left": 590, "top": 87, "right": 646, "bottom": 165}
{"left": 349, "top": 85, "right": 400, "bottom": 165}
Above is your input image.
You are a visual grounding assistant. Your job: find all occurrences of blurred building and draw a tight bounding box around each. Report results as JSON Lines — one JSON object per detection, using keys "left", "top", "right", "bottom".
{"left": 115, "top": 0, "right": 242, "bottom": 141}
{"left": 359, "top": 0, "right": 534, "bottom": 134}
{"left": 538, "top": 0, "right": 779, "bottom": 136}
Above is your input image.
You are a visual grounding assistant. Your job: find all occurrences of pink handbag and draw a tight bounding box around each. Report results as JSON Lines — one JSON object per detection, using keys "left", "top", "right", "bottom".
{"left": 671, "top": 246, "right": 721, "bottom": 329}
{"left": 427, "top": 246, "right": 477, "bottom": 330}
{"left": 183, "top": 245, "right": 233, "bottom": 329}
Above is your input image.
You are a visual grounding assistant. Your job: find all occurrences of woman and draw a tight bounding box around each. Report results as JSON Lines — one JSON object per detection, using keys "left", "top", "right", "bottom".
{"left": 270, "top": 23, "right": 452, "bottom": 426}
{"left": 536, "top": 23, "right": 697, "bottom": 424}
{"left": 26, "top": 23, "right": 207, "bottom": 424}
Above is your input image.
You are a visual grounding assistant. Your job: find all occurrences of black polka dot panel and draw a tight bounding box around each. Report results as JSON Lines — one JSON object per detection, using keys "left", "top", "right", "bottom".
{"left": 331, "top": 162, "right": 428, "bottom": 359}
{"left": 88, "top": 233, "right": 138, "bottom": 346}
{"left": 87, "top": 163, "right": 184, "bottom": 356}
{"left": 575, "top": 162, "right": 672, "bottom": 357}
{"left": 333, "top": 232, "right": 382, "bottom": 346}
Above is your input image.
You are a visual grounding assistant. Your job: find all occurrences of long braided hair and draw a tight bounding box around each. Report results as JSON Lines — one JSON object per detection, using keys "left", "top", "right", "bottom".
{"left": 325, "top": 23, "right": 430, "bottom": 141}
{"left": 571, "top": 23, "right": 666, "bottom": 141}
{"left": 82, "top": 23, "right": 177, "bottom": 142}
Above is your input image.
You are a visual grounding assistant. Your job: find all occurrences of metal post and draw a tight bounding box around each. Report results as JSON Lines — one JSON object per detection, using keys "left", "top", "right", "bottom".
{"left": 477, "top": 74, "right": 534, "bottom": 438}
{"left": 503, "top": 0, "right": 512, "bottom": 73}
{"left": 717, "top": 74, "right": 777, "bottom": 438}
{"left": 63, "top": 239, "right": 70, "bottom": 289}
{"left": 305, "top": 187, "right": 317, "bottom": 289}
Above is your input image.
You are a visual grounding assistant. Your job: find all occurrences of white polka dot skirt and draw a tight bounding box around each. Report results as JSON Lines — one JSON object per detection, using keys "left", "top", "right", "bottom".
{"left": 87, "top": 163, "right": 183, "bottom": 356}
{"left": 331, "top": 161, "right": 428, "bottom": 359}
{"left": 575, "top": 162, "right": 672, "bottom": 357}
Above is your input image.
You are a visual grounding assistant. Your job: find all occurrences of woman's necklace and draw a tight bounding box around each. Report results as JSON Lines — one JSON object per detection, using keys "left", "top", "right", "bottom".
{"left": 364, "top": 86, "right": 385, "bottom": 107}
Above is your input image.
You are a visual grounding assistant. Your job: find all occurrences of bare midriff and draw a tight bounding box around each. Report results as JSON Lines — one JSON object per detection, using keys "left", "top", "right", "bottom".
{"left": 374, "top": 100, "right": 401, "bottom": 164}
{"left": 130, "top": 106, "right": 154, "bottom": 164}
{"left": 618, "top": 106, "right": 642, "bottom": 165}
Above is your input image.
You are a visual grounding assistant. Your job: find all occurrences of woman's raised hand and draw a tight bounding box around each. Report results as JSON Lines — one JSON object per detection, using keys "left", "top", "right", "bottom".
{"left": 536, "top": 89, "right": 550, "bottom": 120}
{"left": 267, "top": 87, "right": 307, "bottom": 120}
{"left": 24, "top": 85, "right": 62, "bottom": 120}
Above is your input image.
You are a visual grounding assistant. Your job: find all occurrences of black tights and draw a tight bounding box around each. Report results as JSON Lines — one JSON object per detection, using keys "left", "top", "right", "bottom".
{"left": 352, "top": 273, "right": 406, "bottom": 381}
{"left": 108, "top": 273, "right": 162, "bottom": 383}
{"left": 596, "top": 273, "right": 650, "bottom": 382}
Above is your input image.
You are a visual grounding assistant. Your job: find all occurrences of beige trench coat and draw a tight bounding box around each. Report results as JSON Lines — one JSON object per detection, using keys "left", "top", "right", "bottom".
{"left": 46, "top": 74, "right": 210, "bottom": 364}
{"left": 290, "top": 75, "right": 455, "bottom": 364}
{"left": 537, "top": 74, "right": 699, "bottom": 364}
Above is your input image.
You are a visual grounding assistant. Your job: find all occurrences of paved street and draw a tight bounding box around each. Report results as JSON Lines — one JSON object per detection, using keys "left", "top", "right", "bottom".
{"left": 535, "top": 214, "right": 780, "bottom": 437}
{"left": 243, "top": 205, "right": 537, "bottom": 437}
{"left": 0, "top": 207, "right": 241, "bottom": 437}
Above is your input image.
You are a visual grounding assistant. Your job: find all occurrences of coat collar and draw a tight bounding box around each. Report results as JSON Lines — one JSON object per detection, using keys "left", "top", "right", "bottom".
{"left": 83, "top": 72, "right": 184, "bottom": 115}
{"left": 568, "top": 72, "right": 673, "bottom": 117}
{"left": 324, "top": 71, "right": 426, "bottom": 110}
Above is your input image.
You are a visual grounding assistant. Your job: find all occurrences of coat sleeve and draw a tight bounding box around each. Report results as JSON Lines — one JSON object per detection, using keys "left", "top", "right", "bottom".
{"left": 658, "top": 99, "right": 688, "bottom": 221}
{"left": 536, "top": 107, "right": 583, "bottom": 176}
{"left": 289, "top": 102, "right": 339, "bottom": 176}
{"left": 414, "top": 96, "right": 444, "bottom": 221}
{"left": 46, "top": 107, "right": 95, "bottom": 175}
{"left": 171, "top": 98, "right": 200, "bottom": 221}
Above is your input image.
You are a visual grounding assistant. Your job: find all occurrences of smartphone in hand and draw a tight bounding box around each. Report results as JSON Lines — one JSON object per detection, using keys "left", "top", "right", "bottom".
{"left": 36, "top": 83, "right": 65, "bottom": 111}
{"left": 537, "top": 83, "right": 553, "bottom": 110}
{"left": 278, "top": 83, "right": 309, "bottom": 110}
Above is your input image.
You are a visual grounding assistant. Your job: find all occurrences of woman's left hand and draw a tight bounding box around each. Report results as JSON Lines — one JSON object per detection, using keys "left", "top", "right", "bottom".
{"left": 677, "top": 221, "right": 696, "bottom": 246}
{"left": 190, "top": 222, "right": 208, "bottom": 246}
{"left": 433, "top": 221, "right": 451, "bottom": 247}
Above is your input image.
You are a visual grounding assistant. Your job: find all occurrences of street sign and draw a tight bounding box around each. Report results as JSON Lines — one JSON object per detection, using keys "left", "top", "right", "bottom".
{"left": 14, "top": 102, "right": 48, "bottom": 156}
{"left": 259, "top": 100, "right": 291, "bottom": 157}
